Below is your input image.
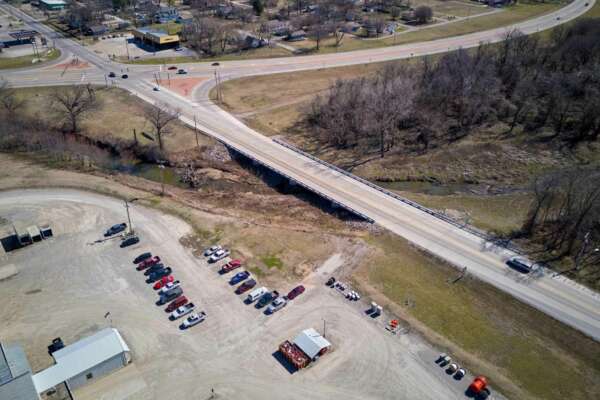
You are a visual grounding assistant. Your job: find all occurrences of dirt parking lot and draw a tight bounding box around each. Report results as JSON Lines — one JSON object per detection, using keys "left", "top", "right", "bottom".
{"left": 0, "top": 189, "right": 476, "bottom": 400}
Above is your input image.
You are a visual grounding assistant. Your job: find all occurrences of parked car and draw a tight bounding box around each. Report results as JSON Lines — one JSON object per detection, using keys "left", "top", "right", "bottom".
{"left": 166, "top": 295, "right": 188, "bottom": 312}
{"left": 246, "top": 287, "right": 268, "bottom": 303}
{"left": 204, "top": 245, "right": 222, "bottom": 257}
{"left": 180, "top": 312, "right": 206, "bottom": 329}
{"left": 120, "top": 235, "right": 139, "bottom": 248}
{"left": 169, "top": 303, "right": 195, "bottom": 320}
{"left": 108, "top": 72, "right": 116, "bottom": 78}
{"left": 286, "top": 285, "right": 305, "bottom": 300}
{"left": 144, "top": 263, "right": 165, "bottom": 275}
{"left": 153, "top": 275, "right": 174, "bottom": 290}
{"left": 133, "top": 252, "right": 152, "bottom": 264}
{"left": 326, "top": 277, "right": 336, "bottom": 286}
{"left": 105, "top": 223, "right": 126, "bottom": 237}
{"left": 158, "top": 286, "right": 183, "bottom": 305}
{"left": 266, "top": 297, "right": 287, "bottom": 314}
{"left": 177, "top": 68, "right": 187, "bottom": 74}
{"left": 147, "top": 267, "right": 173, "bottom": 283}
{"left": 159, "top": 281, "right": 181, "bottom": 295}
{"left": 153, "top": 86, "right": 160, "bottom": 91}
{"left": 506, "top": 257, "right": 535, "bottom": 273}
{"left": 121, "top": 74, "right": 128, "bottom": 79}
{"left": 221, "top": 259, "right": 241, "bottom": 273}
{"left": 455, "top": 368, "right": 466, "bottom": 379}
{"left": 208, "top": 249, "right": 230, "bottom": 263}
{"left": 229, "top": 271, "right": 250, "bottom": 285}
{"left": 168, "top": 66, "right": 177, "bottom": 70}
{"left": 137, "top": 256, "right": 161, "bottom": 270}
{"left": 235, "top": 279, "right": 256, "bottom": 294}
{"left": 256, "top": 290, "right": 279, "bottom": 308}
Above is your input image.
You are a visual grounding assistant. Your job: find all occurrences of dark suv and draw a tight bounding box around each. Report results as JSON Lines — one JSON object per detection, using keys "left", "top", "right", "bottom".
{"left": 120, "top": 235, "right": 139, "bottom": 248}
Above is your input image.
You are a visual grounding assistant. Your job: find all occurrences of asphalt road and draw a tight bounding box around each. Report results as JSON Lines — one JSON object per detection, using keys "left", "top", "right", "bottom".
{"left": 1, "top": 0, "right": 599, "bottom": 341}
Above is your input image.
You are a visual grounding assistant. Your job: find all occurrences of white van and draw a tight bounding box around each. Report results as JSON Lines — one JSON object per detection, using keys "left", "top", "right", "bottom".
{"left": 247, "top": 287, "right": 268, "bottom": 303}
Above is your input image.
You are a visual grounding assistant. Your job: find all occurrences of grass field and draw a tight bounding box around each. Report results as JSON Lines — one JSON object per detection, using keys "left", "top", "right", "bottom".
{"left": 13, "top": 86, "right": 211, "bottom": 154}
{"left": 0, "top": 48, "right": 60, "bottom": 70}
{"left": 357, "top": 233, "right": 600, "bottom": 400}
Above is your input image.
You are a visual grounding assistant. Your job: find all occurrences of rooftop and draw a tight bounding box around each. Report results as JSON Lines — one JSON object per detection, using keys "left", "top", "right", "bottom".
{"left": 32, "top": 328, "right": 130, "bottom": 393}
{"left": 39, "top": 0, "right": 67, "bottom": 5}
{"left": 293, "top": 328, "right": 331, "bottom": 359}
{"left": 0, "top": 343, "right": 38, "bottom": 400}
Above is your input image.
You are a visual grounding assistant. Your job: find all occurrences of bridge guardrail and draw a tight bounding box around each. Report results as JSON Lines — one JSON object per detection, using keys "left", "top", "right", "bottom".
{"left": 272, "top": 137, "right": 523, "bottom": 254}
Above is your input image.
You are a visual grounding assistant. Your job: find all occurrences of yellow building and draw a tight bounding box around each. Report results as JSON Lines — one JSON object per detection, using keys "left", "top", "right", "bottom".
{"left": 132, "top": 28, "right": 180, "bottom": 49}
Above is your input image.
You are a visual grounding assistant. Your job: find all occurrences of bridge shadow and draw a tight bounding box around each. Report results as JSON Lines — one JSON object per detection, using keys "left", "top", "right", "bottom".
{"left": 228, "top": 149, "right": 371, "bottom": 224}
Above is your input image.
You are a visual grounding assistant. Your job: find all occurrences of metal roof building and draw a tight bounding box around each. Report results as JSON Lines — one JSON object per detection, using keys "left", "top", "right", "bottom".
{"left": 0, "top": 342, "right": 39, "bottom": 400}
{"left": 293, "top": 328, "right": 331, "bottom": 360}
{"left": 32, "top": 328, "right": 131, "bottom": 393}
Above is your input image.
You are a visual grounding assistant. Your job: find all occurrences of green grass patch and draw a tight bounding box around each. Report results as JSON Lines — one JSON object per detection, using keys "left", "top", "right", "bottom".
{"left": 363, "top": 233, "right": 600, "bottom": 400}
{"left": 248, "top": 265, "right": 266, "bottom": 278}
{"left": 0, "top": 48, "right": 60, "bottom": 70}
{"left": 261, "top": 254, "right": 284, "bottom": 270}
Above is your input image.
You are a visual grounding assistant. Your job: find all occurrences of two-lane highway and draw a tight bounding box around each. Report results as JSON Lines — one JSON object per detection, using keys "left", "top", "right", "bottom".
{"left": 1, "top": 0, "right": 599, "bottom": 340}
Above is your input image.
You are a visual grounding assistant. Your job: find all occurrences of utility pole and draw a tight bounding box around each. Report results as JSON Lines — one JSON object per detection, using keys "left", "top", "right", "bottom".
{"left": 213, "top": 69, "right": 220, "bottom": 103}
{"left": 125, "top": 38, "right": 130, "bottom": 60}
{"left": 193, "top": 115, "right": 199, "bottom": 148}
{"left": 124, "top": 198, "right": 139, "bottom": 235}
{"left": 158, "top": 163, "right": 166, "bottom": 196}
{"left": 323, "top": 318, "right": 327, "bottom": 338}
{"left": 133, "top": 128, "right": 138, "bottom": 146}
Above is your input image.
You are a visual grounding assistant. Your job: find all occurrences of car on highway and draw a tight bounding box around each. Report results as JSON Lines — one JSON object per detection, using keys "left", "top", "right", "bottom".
{"left": 133, "top": 252, "right": 152, "bottom": 264}
{"left": 120, "top": 235, "right": 139, "bottom": 248}
{"left": 105, "top": 223, "right": 126, "bottom": 237}
{"left": 177, "top": 69, "right": 187, "bottom": 74}
{"left": 136, "top": 255, "right": 161, "bottom": 270}
{"left": 144, "top": 263, "right": 165, "bottom": 275}
{"left": 204, "top": 245, "right": 222, "bottom": 257}
{"left": 169, "top": 303, "right": 195, "bottom": 320}
{"left": 506, "top": 257, "right": 535, "bottom": 274}
{"left": 147, "top": 267, "right": 173, "bottom": 283}
{"left": 153, "top": 86, "right": 160, "bottom": 91}
{"left": 235, "top": 278, "right": 256, "bottom": 294}
{"left": 211, "top": 62, "right": 219, "bottom": 66}
{"left": 256, "top": 290, "right": 279, "bottom": 308}
{"left": 165, "top": 295, "right": 188, "bottom": 312}
{"left": 180, "top": 311, "right": 206, "bottom": 329}
{"left": 221, "top": 259, "right": 241, "bottom": 273}
{"left": 229, "top": 271, "right": 250, "bottom": 285}
{"left": 153, "top": 275, "right": 174, "bottom": 289}
{"left": 208, "top": 249, "right": 230, "bottom": 263}
{"left": 287, "top": 285, "right": 305, "bottom": 300}
{"left": 266, "top": 297, "right": 287, "bottom": 314}
{"left": 121, "top": 74, "right": 128, "bottom": 79}
{"left": 108, "top": 72, "right": 116, "bottom": 78}
{"left": 168, "top": 66, "right": 177, "bottom": 70}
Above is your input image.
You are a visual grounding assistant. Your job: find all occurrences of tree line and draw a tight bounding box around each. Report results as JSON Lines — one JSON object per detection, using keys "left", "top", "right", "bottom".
{"left": 308, "top": 19, "right": 600, "bottom": 158}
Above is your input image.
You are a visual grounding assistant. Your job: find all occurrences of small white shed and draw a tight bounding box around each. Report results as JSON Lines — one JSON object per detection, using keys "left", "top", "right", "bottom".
{"left": 293, "top": 328, "right": 331, "bottom": 360}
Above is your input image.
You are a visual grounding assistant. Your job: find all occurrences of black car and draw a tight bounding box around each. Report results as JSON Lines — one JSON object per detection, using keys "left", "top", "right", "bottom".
{"left": 256, "top": 290, "right": 279, "bottom": 308}
{"left": 144, "top": 263, "right": 165, "bottom": 276}
{"left": 326, "top": 277, "right": 336, "bottom": 286}
{"left": 108, "top": 72, "right": 116, "bottom": 78}
{"left": 506, "top": 257, "right": 534, "bottom": 274}
{"left": 120, "top": 235, "right": 139, "bottom": 248}
{"left": 105, "top": 223, "right": 127, "bottom": 237}
{"left": 147, "top": 267, "right": 172, "bottom": 283}
{"left": 133, "top": 252, "right": 152, "bottom": 264}
{"left": 121, "top": 74, "right": 128, "bottom": 79}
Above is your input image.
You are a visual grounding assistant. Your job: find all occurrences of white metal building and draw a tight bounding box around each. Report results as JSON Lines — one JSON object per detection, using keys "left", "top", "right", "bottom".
{"left": 293, "top": 328, "right": 331, "bottom": 360}
{"left": 32, "top": 328, "right": 131, "bottom": 393}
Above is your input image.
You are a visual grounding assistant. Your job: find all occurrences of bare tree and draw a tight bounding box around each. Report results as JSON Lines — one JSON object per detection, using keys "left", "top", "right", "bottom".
{"left": 144, "top": 102, "right": 181, "bottom": 150}
{"left": 0, "top": 79, "right": 24, "bottom": 116}
{"left": 414, "top": 6, "right": 432, "bottom": 25}
{"left": 51, "top": 84, "right": 98, "bottom": 133}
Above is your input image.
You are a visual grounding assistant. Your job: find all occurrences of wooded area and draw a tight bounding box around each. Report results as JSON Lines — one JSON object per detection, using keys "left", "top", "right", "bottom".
{"left": 308, "top": 19, "right": 600, "bottom": 155}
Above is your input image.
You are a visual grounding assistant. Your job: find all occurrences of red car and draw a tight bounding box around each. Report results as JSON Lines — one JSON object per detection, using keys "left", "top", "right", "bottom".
{"left": 221, "top": 259, "right": 242, "bottom": 273}
{"left": 137, "top": 256, "right": 161, "bottom": 271}
{"left": 166, "top": 295, "right": 188, "bottom": 312}
{"left": 168, "top": 66, "right": 177, "bottom": 70}
{"left": 235, "top": 279, "right": 256, "bottom": 294}
{"left": 287, "top": 285, "right": 305, "bottom": 300}
{"left": 153, "top": 275, "right": 174, "bottom": 290}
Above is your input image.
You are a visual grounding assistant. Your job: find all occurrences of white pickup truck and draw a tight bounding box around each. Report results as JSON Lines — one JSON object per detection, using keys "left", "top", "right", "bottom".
{"left": 169, "top": 303, "right": 195, "bottom": 320}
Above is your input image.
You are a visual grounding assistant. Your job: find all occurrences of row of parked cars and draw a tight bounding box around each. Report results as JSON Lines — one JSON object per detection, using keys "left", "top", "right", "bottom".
{"left": 203, "top": 245, "right": 306, "bottom": 313}
{"left": 133, "top": 252, "right": 206, "bottom": 329}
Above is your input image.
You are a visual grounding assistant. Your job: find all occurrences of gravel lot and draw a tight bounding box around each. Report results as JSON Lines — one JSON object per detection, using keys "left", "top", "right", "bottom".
{"left": 0, "top": 189, "right": 472, "bottom": 400}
